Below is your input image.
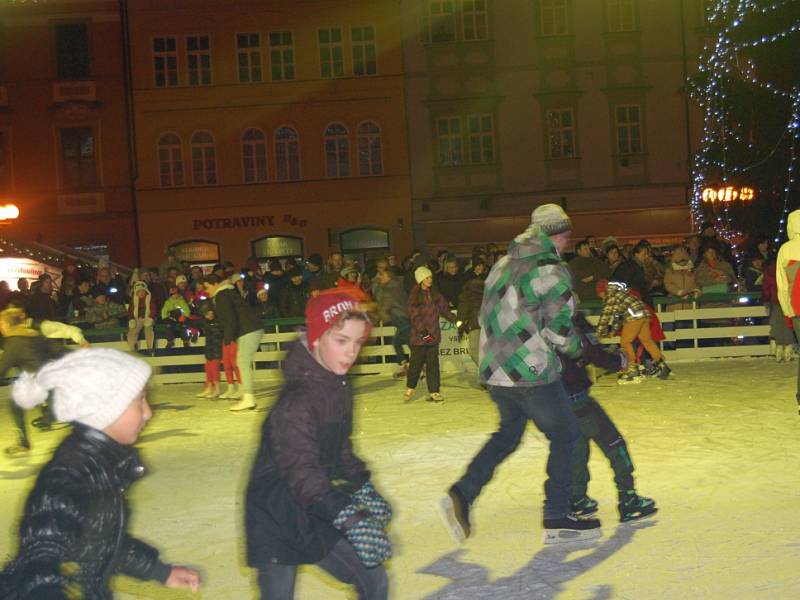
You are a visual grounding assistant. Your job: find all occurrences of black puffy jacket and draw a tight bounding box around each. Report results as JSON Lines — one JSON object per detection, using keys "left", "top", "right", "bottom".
{"left": 244, "top": 336, "right": 369, "bottom": 566}
{"left": 1, "top": 425, "right": 171, "bottom": 599}
{"left": 212, "top": 284, "right": 264, "bottom": 344}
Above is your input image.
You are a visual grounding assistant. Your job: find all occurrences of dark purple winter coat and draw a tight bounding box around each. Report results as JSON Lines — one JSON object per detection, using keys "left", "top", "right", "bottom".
{"left": 406, "top": 284, "right": 456, "bottom": 346}
{"left": 244, "top": 335, "right": 370, "bottom": 566}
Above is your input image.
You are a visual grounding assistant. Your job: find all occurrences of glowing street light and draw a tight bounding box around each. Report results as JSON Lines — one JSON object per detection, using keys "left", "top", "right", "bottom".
{"left": 0, "top": 204, "right": 19, "bottom": 221}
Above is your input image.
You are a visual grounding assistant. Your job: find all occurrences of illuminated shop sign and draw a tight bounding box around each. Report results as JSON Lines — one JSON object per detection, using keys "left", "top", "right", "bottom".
{"left": 701, "top": 186, "right": 756, "bottom": 204}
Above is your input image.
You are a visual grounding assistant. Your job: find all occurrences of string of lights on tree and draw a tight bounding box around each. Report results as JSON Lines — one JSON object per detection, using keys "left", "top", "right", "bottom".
{"left": 692, "top": 0, "right": 800, "bottom": 254}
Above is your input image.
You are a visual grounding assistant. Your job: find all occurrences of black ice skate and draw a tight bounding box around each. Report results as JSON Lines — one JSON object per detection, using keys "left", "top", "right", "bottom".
{"left": 644, "top": 359, "right": 672, "bottom": 380}
{"left": 570, "top": 495, "right": 599, "bottom": 516}
{"left": 617, "top": 365, "right": 643, "bottom": 385}
{"left": 439, "top": 485, "right": 471, "bottom": 542}
{"left": 618, "top": 491, "right": 658, "bottom": 522}
{"left": 542, "top": 513, "right": 602, "bottom": 544}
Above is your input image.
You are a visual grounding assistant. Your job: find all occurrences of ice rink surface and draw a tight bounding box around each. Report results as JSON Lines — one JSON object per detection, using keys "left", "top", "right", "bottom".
{"left": 2, "top": 357, "right": 800, "bottom": 599}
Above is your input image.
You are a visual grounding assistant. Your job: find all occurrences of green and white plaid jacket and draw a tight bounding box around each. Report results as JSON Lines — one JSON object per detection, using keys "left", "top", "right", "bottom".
{"left": 478, "top": 225, "right": 582, "bottom": 387}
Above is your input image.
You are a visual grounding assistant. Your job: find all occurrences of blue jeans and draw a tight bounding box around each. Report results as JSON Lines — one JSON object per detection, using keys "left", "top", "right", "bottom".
{"left": 257, "top": 539, "right": 388, "bottom": 600}
{"left": 454, "top": 380, "right": 578, "bottom": 519}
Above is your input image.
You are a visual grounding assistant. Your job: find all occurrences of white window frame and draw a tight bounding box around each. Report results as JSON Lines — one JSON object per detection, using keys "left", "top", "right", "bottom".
{"left": 242, "top": 128, "right": 269, "bottom": 183}
{"left": 158, "top": 132, "right": 184, "bottom": 188}
{"left": 462, "top": 0, "right": 489, "bottom": 41}
{"left": 324, "top": 123, "right": 351, "bottom": 178}
{"left": 190, "top": 130, "right": 217, "bottom": 185}
{"left": 236, "top": 32, "right": 262, "bottom": 83}
{"left": 429, "top": 1, "right": 456, "bottom": 43}
{"left": 269, "top": 31, "right": 295, "bottom": 81}
{"left": 546, "top": 109, "right": 576, "bottom": 159}
{"left": 351, "top": 25, "right": 377, "bottom": 77}
{"left": 357, "top": 121, "right": 383, "bottom": 176}
{"left": 436, "top": 116, "right": 463, "bottom": 166}
{"left": 615, "top": 104, "right": 643, "bottom": 155}
{"left": 607, "top": 0, "right": 636, "bottom": 32}
{"left": 275, "top": 126, "right": 301, "bottom": 181}
{"left": 153, "top": 36, "right": 178, "bottom": 87}
{"left": 186, "top": 35, "right": 212, "bottom": 86}
{"left": 318, "top": 27, "right": 344, "bottom": 79}
{"left": 540, "top": 0, "right": 569, "bottom": 36}
{"left": 467, "top": 114, "right": 495, "bottom": 164}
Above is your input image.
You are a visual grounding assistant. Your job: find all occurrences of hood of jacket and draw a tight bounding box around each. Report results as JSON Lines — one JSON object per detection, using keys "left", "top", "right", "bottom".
{"left": 788, "top": 209, "right": 800, "bottom": 240}
{"left": 508, "top": 224, "right": 558, "bottom": 261}
{"left": 212, "top": 282, "right": 235, "bottom": 297}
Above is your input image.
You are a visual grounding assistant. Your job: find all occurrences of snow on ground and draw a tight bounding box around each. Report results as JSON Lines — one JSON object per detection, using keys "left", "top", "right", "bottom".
{"left": 1, "top": 357, "right": 800, "bottom": 599}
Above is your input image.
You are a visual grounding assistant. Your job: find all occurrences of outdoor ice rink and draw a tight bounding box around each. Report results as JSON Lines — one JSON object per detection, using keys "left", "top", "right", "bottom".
{"left": 1, "top": 357, "right": 799, "bottom": 599}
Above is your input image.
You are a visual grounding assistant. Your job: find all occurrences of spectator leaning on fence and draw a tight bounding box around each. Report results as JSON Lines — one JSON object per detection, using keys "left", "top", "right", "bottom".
{"left": 776, "top": 209, "right": 800, "bottom": 410}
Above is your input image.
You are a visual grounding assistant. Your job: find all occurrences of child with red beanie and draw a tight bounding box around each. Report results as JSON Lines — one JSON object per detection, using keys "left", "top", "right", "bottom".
{"left": 243, "top": 290, "right": 392, "bottom": 599}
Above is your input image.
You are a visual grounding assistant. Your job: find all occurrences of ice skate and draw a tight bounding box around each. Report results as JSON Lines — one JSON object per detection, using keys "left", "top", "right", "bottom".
{"left": 570, "top": 495, "right": 599, "bottom": 516}
{"left": 617, "top": 365, "right": 643, "bottom": 385}
{"left": 403, "top": 388, "right": 415, "bottom": 403}
{"left": 439, "top": 485, "right": 471, "bottom": 543}
{"left": 196, "top": 385, "right": 212, "bottom": 398}
{"left": 206, "top": 383, "right": 220, "bottom": 399}
{"left": 393, "top": 361, "right": 409, "bottom": 379}
{"left": 230, "top": 393, "right": 256, "bottom": 411}
{"left": 775, "top": 345, "right": 785, "bottom": 362}
{"left": 654, "top": 359, "right": 672, "bottom": 380}
{"left": 618, "top": 491, "right": 658, "bottom": 522}
{"left": 427, "top": 392, "right": 444, "bottom": 403}
{"left": 769, "top": 339, "right": 777, "bottom": 356}
{"left": 4, "top": 444, "right": 30, "bottom": 457}
{"left": 785, "top": 346, "right": 796, "bottom": 361}
{"left": 543, "top": 513, "right": 602, "bottom": 544}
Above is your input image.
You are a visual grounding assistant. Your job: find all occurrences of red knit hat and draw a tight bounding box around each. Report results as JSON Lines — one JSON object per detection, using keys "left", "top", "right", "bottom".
{"left": 305, "top": 290, "right": 371, "bottom": 347}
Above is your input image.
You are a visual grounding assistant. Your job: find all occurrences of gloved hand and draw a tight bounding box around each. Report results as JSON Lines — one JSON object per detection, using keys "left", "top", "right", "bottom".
{"left": 333, "top": 503, "right": 392, "bottom": 568}
{"left": 352, "top": 482, "right": 392, "bottom": 528}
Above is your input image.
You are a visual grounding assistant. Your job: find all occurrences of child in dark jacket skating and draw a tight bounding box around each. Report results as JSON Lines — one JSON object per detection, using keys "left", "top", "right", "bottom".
{"left": 558, "top": 311, "right": 658, "bottom": 522}
{"left": 244, "top": 290, "right": 391, "bottom": 600}
{"left": 0, "top": 348, "right": 200, "bottom": 598}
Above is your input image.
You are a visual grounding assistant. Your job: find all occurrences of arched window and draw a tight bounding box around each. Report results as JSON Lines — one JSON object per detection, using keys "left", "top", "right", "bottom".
{"left": 242, "top": 128, "right": 268, "bottom": 183}
{"left": 158, "top": 132, "right": 184, "bottom": 187}
{"left": 324, "top": 122, "right": 350, "bottom": 178}
{"left": 275, "top": 126, "right": 300, "bottom": 181}
{"left": 357, "top": 121, "right": 382, "bottom": 176}
{"left": 190, "top": 130, "right": 217, "bottom": 185}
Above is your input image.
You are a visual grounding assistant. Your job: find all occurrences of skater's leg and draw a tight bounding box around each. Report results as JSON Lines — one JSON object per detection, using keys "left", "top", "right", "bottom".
{"left": 10, "top": 402, "right": 30, "bottom": 449}
{"left": 236, "top": 329, "right": 263, "bottom": 395}
{"left": 569, "top": 392, "right": 596, "bottom": 499}
{"left": 424, "top": 344, "right": 441, "bottom": 393}
{"left": 127, "top": 320, "right": 143, "bottom": 351}
{"left": 619, "top": 320, "right": 643, "bottom": 366}
{"left": 392, "top": 316, "right": 410, "bottom": 364}
{"left": 583, "top": 398, "right": 635, "bottom": 492}
{"left": 316, "top": 538, "right": 388, "bottom": 600}
{"left": 257, "top": 563, "right": 297, "bottom": 599}
{"left": 143, "top": 323, "right": 155, "bottom": 351}
{"left": 522, "top": 380, "right": 579, "bottom": 519}
{"left": 406, "top": 345, "right": 425, "bottom": 389}
{"left": 793, "top": 318, "right": 800, "bottom": 408}
{"left": 222, "top": 342, "right": 237, "bottom": 384}
{"left": 636, "top": 318, "right": 663, "bottom": 362}
{"left": 454, "top": 385, "right": 527, "bottom": 504}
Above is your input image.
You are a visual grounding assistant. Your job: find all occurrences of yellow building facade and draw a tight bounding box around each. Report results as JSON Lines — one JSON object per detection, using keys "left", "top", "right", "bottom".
{"left": 126, "top": 0, "right": 413, "bottom": 269}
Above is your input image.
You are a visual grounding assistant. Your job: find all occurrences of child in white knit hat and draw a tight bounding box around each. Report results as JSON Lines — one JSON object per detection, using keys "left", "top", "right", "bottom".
{"left": 0, "top": 348, "right": 201, "bottom": 597}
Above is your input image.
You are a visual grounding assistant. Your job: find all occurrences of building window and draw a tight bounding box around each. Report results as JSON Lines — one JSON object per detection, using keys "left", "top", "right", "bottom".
{"left": 540, "top": 0, "right": 569, "bottom": 36}
{"left": 615, "top": 105, "right": 642, "bottom": 154}
{"left": 352, "top": 26, "right": 377, "bottom": 76}
{"left": 153, "top": 37, "right": 178, "bottom": 87}
{"left": 319, "top": 28, "right": 344, "bottom": 79}
{"left": 607, "top": 0, "right": 636, "bottom": 32}
{"left": 429, "top": 1, "right": 456, "bottom": 42}
{"left": 546, "top": 109, "right": 576, "bottom": 158}
{"left": 187, "top": 35, "right": 211, "bottom": 86}
{"left": 55, "top": 23, "right": 90, "bottom": 80}
{"left": 462, "top": 0, "right": 489, "bottom": 41}
{"left": 357, "top": 121, "right": 383, "bottom": 176}
{"left": 468, "top": 114, "right": 494, "bottom": 164}
{"left": 190, "top": 131, "right": 217, "bottom": 185}
{"left": 242, "top": 128, "right": 268, "bottom": 183}
{"left": 324, "top": 123, "right": 350, "bottom": 178}
{"left": 237, "top": 33, "right": 262, "bottom": 83}
{"left": 436, "top": 117, "right": 463, "bottom": 166}
{"left": 158, "top": 133, "right": 184, "bottom": 188}
{"left": 61, "top": 127, "right": 96, "bottom": 190}
{"left": 269, "top": 31, "right": 295, "bottom": 81}
{"left": 275, "top": 127, "right": 300, "bottom": 181}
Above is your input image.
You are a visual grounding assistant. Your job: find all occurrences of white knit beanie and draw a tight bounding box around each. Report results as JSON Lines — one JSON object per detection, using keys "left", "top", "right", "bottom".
{"left": 13, "top": 348, "right": 152, "bottom": 431}
{"left": 531, "top": 204, "right": 572, "bottom": 236}
{"left": 415, "top": 266, "right": 433, "bottom": 284}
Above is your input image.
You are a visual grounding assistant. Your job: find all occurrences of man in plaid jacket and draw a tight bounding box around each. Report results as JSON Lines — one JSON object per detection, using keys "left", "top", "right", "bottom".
{"left": 440, "top": 204, "right": 603, "bottom": 546}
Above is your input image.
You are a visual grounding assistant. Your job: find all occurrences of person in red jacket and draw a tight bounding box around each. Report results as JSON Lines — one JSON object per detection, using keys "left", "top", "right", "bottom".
{"left": 404, "top": 266, "right": 457, "bottom": 403}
